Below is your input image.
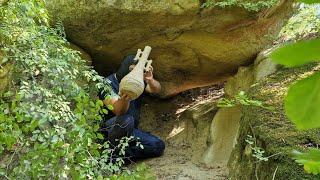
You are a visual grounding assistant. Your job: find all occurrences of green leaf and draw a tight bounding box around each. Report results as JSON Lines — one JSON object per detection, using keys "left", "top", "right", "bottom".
{"left": 140, "top": 144, "right": 144, "bottom": 149}
{"left": 87, "top": 137, "right": 92, "bottom": 146}
{"left": 97, "top": 133, "right": 104, "bottom": 140}
{"left": 285, "top": 72, "right": 320, "bottom": 129}
{"left": 297, "top": 0, "right": 320, "bottom": 4}
{"left": 293, "top": 148, "right": 320, "bottom": 175}
{"left": 217, "top": 98, "right": 236, "bottom": 107}
{"left": 102, "top": 109, "right": 108, "bottom": 114}
{"left": 29, "top": 120, "right": 38, "bottom": 131}
{"left": 93, "top": 124, "right": 100, "bottom": 131}
{"left": 51, "top": 135, "right": 59, "bottom": 143}
{"left": 1, "top": 57, "right": 8, "bottom": 64}
{"left": 107, "top": 105, "right": 114, "bottom": 111}
{"left": 270, "top": 39, "right": 320, "bottom": 67}
{"left": 89, "top": 101, "right": 95, "bottom": 107}
{"left": 96, "top": 100, "right": 103, "bottom": 107}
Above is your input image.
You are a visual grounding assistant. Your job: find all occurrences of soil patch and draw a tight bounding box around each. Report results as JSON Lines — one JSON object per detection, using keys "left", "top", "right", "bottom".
{"left": 138, "top": 83, "right": 228, "bottom": 179}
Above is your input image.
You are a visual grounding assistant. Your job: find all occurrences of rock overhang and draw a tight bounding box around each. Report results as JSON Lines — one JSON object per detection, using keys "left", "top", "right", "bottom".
{"left": 46, "top": 0, "right": 294, "bottom": 97}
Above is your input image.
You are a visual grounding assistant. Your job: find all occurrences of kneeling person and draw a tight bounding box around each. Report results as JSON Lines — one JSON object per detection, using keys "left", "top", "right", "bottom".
{"left": 99, "top": 55, "right": 165, "bottom": 160}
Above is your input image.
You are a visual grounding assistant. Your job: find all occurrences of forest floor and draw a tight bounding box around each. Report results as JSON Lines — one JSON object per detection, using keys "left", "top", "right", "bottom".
{"left": 144, "top": 146, "right": 228, "bottom": 180}
{"left": 137, "top": 84, "right": 229, "bottom": 179}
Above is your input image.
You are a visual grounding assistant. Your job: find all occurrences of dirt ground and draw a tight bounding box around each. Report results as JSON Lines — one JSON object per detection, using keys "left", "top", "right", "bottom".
{"left": 144, "top": 145, "right": 228, "bottom": 180}
{"left": 138, "top": 84, "right": 229, "bottom": 180}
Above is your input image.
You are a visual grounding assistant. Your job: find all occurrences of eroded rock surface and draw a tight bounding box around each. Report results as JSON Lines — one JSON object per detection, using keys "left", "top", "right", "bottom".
{"left": 46, "top": 0, "right": 293, "bottom": 97}
{"left": 204, "top": 47, "right": 280, "bottom": 169}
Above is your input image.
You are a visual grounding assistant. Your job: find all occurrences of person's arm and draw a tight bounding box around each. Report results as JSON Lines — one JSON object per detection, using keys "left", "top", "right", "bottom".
{"left": 103, "top": 94, "right": 131, "bottom": 116}
{"left": 144, "top": 66, "right": 161, "bottom": 94}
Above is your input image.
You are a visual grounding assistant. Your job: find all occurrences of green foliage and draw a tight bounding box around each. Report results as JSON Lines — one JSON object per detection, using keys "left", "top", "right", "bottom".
{"left": 270, "top": 0, "right": 320, "bottom": 176}
{"left": 293, "top": 148, "right": 320, "bottom": 175}
{"left": 270, "top": 3, "right": 320, "bottom": 130}
{"left": 271, "top": 39, "right": 320, "bottom": 67}
{"left": 285, "top": 72, "right": 320, "bottom": 130}
{"left": 270, "top": 40, "right": 320, "bottom": 131}
{"left": 218, "top": 91, "right": 273, "bottom": 110}
{"left": 299, "top": 0, "right": 320, "bottom": 4}
{"left": 245, "top": 135, "right": 269, "bottom": 162}
{"left": 0, "top": 0, "right": 144, "bottom": 178}
{"left": 108, "top": 163, "right": 156, "bottom": 180}
{"left": 201, "top": 0, "right": 278, "bottom": 12}
{"left": 278, "top": 4, "right": 320, "bottom": 42}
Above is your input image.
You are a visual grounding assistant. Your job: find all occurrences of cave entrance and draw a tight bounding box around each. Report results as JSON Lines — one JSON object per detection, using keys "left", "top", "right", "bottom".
{"left": 89, "top": 52, "right": 240, "bottom": 179}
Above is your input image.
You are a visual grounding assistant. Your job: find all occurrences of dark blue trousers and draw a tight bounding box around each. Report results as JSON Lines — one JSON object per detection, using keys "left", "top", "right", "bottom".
{"left": 100, "top": 114, "right": 165, "bottom": 160}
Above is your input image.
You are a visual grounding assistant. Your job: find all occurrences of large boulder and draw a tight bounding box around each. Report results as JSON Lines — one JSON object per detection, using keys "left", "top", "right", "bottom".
{"left": 46, "top": 0, "right": 293, "bottom": 97}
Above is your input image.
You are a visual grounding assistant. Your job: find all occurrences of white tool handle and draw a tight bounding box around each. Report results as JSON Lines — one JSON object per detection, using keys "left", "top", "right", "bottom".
{"left": 145, "top": 60, "right": 153, "bottom": 72}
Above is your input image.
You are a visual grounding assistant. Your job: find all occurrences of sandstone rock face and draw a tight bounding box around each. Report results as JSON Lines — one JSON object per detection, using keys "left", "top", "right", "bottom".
{"left": 203, "top": 47, "right": 280, "bottom": 168}
{"left": 47, "top": 0, "right": 293, "bottom": 97}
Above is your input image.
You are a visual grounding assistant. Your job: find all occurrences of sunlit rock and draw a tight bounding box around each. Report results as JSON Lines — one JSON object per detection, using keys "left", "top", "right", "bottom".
{"left": 46, "top": 0, "right": 294, "bottom": 97}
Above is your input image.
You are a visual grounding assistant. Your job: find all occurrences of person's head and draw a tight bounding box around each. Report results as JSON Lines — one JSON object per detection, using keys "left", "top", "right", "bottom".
{"left": 115, "top": 55, "right": 137, "bottom": 81}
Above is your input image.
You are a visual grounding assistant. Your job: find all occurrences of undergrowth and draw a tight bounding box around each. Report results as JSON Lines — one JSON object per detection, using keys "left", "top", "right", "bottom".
{"left": 0, "top": 0, "right": 148, "bottom": 179}
{"left": 278, "top": 4, "right": 320, "bottom": 42}
{"left": 201, "top": 0, "right": 278, "bottom": 12}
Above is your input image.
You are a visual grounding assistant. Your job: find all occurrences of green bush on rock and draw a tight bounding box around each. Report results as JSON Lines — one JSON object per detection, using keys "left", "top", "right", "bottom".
{"left": 201, "top": 0, "right": 279, "bottom": 12}
{"left": 0, "top": 0, "right": 145, "bottom": 178}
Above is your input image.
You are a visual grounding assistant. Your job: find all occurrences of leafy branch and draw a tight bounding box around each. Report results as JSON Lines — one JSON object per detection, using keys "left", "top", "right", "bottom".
{"left": 217, "top": 91, "right": 274, "bottom": 110}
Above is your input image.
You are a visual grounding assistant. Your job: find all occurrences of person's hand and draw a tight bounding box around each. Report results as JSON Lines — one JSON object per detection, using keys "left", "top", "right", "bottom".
{"left": 118, "top": 92, "right": 131, "bottom": 102}
{"left": 112, "top": 92, "right": 131, "bottom": 116}
{"left": 144, "top": 65, "right": 154, "bottom": 84}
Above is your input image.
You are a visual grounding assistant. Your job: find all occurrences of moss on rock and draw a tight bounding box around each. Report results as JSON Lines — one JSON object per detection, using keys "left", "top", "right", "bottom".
{"left": 228, "top": 63, "right": 320, "bottom": 179}
{"left": 202, "top": 0, "right": 279, "bottom": 12}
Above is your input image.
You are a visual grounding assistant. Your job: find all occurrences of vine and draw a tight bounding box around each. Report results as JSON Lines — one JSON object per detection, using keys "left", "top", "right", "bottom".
{"left": 217, "top": 91, "right": 274, "bottom": 110}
